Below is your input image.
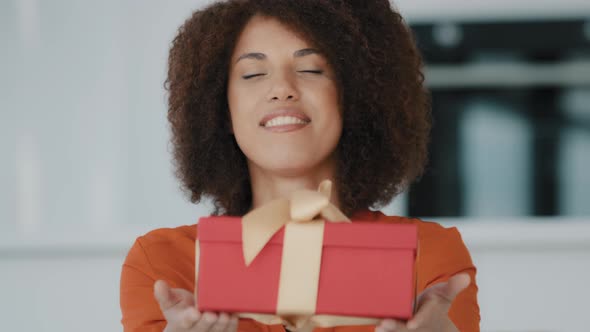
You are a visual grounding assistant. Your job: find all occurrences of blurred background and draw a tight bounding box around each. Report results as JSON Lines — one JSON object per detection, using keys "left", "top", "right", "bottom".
{"left": 1, "top": 0, "right": 589, "bottom": 331}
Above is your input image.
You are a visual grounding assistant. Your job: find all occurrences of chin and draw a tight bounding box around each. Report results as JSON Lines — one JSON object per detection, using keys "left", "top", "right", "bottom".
{"left": 258, "top": 153, "right": 337, "bottom": 177}
{"left": 264, "top": 160, "right": 317, "bottom": 176}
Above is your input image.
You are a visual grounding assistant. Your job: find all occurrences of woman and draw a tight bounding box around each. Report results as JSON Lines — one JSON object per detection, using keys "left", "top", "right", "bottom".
{"left": 120, "top": 1, "right": 480, "bottom": 331}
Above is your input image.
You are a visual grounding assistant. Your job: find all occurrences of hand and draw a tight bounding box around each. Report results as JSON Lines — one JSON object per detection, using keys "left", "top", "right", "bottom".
{"left": 154, "top": 280, "right": 239, "bottom": 332}
{"left": 375, "top": 273, "right": 470, "bottom": 332}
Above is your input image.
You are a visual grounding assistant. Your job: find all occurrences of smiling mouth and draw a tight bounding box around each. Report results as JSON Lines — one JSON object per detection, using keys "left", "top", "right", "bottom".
{"left": 261, "top": 116, "right": 311, "bottom": 128}
{"left": 260, "top": 116, "right": 311, "bottom": 133}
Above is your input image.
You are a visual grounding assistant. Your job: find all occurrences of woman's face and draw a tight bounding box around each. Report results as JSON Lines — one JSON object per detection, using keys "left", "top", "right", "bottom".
{"left": 227, "top": 16, "right": 342, "bottom": 177}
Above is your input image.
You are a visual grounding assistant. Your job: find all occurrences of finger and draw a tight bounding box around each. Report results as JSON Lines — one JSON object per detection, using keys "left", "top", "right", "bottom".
{"left": 444, "top": 273, "right": 471, "bottom": 302}
{"left": 406, "top": 300, "right": 437, "bottom": 330}
{"left": 178, "top": 306, "right": 201, "bottom": 329}
{"left": 415, "top": 272, "right": 471, "bottom": 309}
{"left": 209, "top": 312, "right": 231, "bottom": 332}
{"left": 193, "top": 311, "right": 218, "bottom": 332}
{"left": 406, "top": 273, "right": 471, "bottom": 330}
{"left": 375, "top": 319, "right": 400, "bottom": 332}
{"left": 225, "top": 314, "right": 239, "bottom": 332}
{"left": 414, "top": 282, "right": 444, "bottom": 310}
{"left": 154, "top": 280, "right": 179, "bottom": 311}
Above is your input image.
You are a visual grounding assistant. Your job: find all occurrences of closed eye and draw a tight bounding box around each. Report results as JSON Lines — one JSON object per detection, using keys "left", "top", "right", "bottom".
{"left": 242, "top": 73, "right": 265, "bottom": 79}
{"left": 299, "top": 70, "right": 323, "bottom": 74}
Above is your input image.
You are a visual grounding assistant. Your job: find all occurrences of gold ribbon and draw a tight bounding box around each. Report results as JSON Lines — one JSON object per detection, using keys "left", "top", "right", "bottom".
{"left": 196, "top": 180, "right": 382, "bottom": 332}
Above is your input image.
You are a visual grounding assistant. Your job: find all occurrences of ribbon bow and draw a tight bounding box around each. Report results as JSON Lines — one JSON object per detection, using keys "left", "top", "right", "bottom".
{"left": 242, "top": 179, "right": 349, "bottom": 266}
{"left": 236, "top": 180, "right": 380, "bottom": 331}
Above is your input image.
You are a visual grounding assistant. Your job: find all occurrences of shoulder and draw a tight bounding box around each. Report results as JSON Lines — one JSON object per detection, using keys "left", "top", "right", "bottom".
{"left": 123, "top": 224, "right": 198, "bottom": 289}
{"left": 411, "top": 218, "right": 474, "bottom": 274}
{"left": 366, "top": 210, "right": 468, "bottom": 247}
{"left": 368, "top": 211, "right": 468, "bottom": 250}
{"left": 129, "top": 224, "right": 197, "bottom": 263}
{"left": 135, "top": 224, "right": 198, "bottom": 249}
{"left": 369, "top": 211, "right": 476, "bottom": 288}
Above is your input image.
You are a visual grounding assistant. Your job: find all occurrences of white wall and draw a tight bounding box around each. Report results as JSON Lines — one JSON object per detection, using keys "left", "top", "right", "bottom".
{"left": 454, "top": 220, "right": 590, "bottom": 331}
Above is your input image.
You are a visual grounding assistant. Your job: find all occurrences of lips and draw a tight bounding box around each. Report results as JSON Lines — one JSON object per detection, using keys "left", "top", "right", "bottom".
{"left": 264, "top": 116, "right": 309, "bottom": 127}
{"left": 259, "top": 108, "right": 311, "bottom": 127}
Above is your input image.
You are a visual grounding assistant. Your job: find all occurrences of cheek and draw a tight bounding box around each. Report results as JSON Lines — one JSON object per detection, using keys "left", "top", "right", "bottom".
{"left": 312, "top": 84, "right": 341, "bottom": 125}
{"left": 227, "top": 95, "right": 264, "bottom": 162}
{"left": 323, "top": 86, "right": 343, "bottom": 148}
{"left": 228, "top": 85, "right": 254, "bottom": 131}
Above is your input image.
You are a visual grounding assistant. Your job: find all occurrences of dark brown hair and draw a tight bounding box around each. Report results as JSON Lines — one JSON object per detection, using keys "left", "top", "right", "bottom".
{"left": 166, "top": 0, "right": 431, "bottom": 216}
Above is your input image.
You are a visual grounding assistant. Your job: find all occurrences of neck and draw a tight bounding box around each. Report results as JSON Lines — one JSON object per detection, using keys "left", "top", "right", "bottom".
{"left": 248, "top": 160, "right": 340, "bottom": 212}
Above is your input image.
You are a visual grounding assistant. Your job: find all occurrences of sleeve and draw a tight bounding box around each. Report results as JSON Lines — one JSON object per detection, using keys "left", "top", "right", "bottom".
{"left": 120, "top": 234, "right": 270, "bottom": 332}
{"left": 418, "top": 225, "right": 481, "bottom": 332}
{"left": 120, "top": 238, "right": 167, "bottom": 332}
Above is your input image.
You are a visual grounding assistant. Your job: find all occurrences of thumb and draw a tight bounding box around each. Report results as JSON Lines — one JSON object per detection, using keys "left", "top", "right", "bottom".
{"left": 406, "top": 273, "right": 471, "bottom": 329}
{"left": 414, "top": 272, "right": 471, "bottom": 310}
{"left": 154, "top": 280, "right": 178, "bottom": 311}
{"left": 443, "top": 273, "right": 471, "bottom": 302}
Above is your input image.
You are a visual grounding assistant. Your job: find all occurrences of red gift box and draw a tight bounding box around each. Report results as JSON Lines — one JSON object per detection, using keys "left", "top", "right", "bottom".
{"left": 197, "top": 216, "right": 417, "bottom": 319}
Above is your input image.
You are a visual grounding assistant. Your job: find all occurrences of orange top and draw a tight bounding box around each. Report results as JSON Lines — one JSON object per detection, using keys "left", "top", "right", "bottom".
{"left": 120, "top": 210, "right": 480, "bottom": 332}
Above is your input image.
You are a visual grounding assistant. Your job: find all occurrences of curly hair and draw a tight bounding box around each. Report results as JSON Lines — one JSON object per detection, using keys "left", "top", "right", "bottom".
{"left": 165, "top": 0, "right": 431, "bottom": 216}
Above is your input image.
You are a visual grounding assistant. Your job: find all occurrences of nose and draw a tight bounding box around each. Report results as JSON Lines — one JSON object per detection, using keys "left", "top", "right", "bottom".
{"left": 266, "top": 73, "right": 299, "bottom": 102}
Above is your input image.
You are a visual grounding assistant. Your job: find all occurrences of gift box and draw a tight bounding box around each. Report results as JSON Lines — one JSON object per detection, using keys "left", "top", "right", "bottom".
{"left": 195, "top": 182, "right": 418, "bottom": 328}
{"left": 197, "top": 220, "right": 417, "bottom": 317}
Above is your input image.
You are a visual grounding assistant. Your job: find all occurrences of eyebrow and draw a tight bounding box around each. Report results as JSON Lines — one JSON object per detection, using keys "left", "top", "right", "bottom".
{"left": 235, "top": 48, "right": 321, "bottom": 63}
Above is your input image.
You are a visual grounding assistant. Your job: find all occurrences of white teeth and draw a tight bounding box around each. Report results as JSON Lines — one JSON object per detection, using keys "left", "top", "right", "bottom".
{"left": 264, "top": 116, "right": 309, "bottom": 127}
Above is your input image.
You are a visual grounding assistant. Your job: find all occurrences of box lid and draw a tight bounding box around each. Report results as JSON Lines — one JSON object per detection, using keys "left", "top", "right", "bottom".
{"left": 198, "top": 216, "right": 417, "bottom": 250}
